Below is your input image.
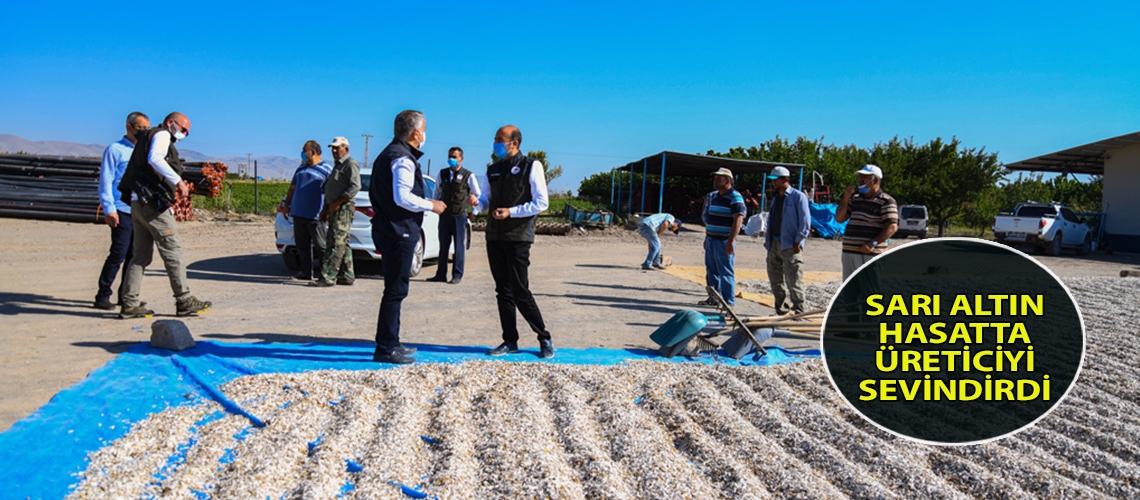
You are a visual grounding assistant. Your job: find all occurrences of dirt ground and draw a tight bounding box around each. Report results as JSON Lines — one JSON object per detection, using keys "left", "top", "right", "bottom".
{"left": 2, "top": 217, "right": 1138, "bottom": 431}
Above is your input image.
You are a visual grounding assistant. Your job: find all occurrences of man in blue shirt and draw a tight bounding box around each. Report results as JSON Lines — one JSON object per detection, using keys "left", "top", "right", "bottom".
{"left": 763, "top": 166, "right": 811, "bottom": 315}
{"left": 283, "top": 140, "right": 333, "bottom": 280}
{"left": 637, "top": 212, "right": 680, "bottom": 270}
{"left": 93, "top": 111, "right": 150, "bottom": 310}
{"left": 700, "top": 168, "right": 746, "bottom": 306}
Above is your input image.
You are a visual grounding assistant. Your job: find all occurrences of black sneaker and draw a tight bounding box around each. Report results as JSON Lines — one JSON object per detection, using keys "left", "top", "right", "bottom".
{"left": 394, "top": 344, "right": 417, "bottom": 356}
{"left": 487, "top": 342, "right": 519, "bottom": 356}
{"left": 94, "top": 298, "right": 116, "bottom": 310}
{"left": 176, "top": 296, "right": 212, "bottom": 316}
{"left": 425, "top": 275, "right": 447, "bottom": 282}
{"left": 641, "top": 265, "right": 653, "bottom": 270}
{"left": 448, "top": 277, "right": 462, "bottom": 285}
{"left": 119, "top": 305, "right": 154, "bottom": 319}
{"left": 539, "top": 339, "right": 555, "bottom": 359}
{"left": 373, "top": 351, "right": 415, "bottom": 364}
{"left": 336, "top": 277, "right": 354, "bottom": 286}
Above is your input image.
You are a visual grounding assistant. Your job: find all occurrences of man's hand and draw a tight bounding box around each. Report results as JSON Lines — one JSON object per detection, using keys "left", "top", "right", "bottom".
{"left": 843, "top": 185, "right": 857, "bottom": 198}
{"left": 794, "top": 241, "right": 802, "bottom": 253}
{"left": 177, "top": 180, "right": 191, "bottom": 199}
{"left": 431, "top": 200, "right": 447, "bottom": 214}
{"left": 492, "top": 208, "right": 511, "bottom": 220}
{"left": 861, "top": 241, "right": 875, "bottom": 254}
{"left": 467, "top": 194, "right": 478, "bottom": 206}
{"left": 105, "top": 212, "right": 119, "bottom": 228}
{"left": 726, "top": 237, "right": 736, "bottom": 256}
{"left": 319, "top": 208, "right": 329, "bottom": 223}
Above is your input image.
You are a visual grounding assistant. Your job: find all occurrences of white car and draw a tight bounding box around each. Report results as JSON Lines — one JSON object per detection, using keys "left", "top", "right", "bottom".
{"left": 992, "top": 202, "right": 1092, "bottom": 256}
{"left": 275, "top": 168, "right": 470, "bottom": 276}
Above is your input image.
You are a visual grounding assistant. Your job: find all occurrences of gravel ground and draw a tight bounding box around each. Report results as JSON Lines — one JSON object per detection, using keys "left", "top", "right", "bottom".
{"left": 66, "top": 276, "right": 1140, "bottom": 499}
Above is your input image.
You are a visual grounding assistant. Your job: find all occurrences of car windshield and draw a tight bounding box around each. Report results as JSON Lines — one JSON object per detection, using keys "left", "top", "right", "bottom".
{"left": 901, "top": 207, "right": 926, "bottom": 219}
{"left": 360, "top": 173, "right": 370, "bottom": 191}
{"left": 1016, "top": 206, "right": 1057, "bottom": 218}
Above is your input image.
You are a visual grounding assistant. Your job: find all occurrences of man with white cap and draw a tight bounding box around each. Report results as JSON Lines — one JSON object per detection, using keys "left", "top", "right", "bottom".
{"left": 698, "top": 167, "right": 746, "bottom": 306}
{"left": 763, "top": 166, "right": 811, "bottom": 315}
{"left": 313, "top": 136, "right": 361, "bottom": 286}
{"left": 835, "top": 164, "right": 898, "bottom": 279}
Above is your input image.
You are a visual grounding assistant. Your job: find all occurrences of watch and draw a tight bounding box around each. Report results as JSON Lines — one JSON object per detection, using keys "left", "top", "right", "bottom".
{"left": 871, "top": 240, "right": 879, "bottom": 246}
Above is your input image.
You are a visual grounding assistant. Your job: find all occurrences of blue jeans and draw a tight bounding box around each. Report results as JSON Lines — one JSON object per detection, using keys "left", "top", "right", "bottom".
{"left": 705, "top": 236, "right": 735, "bottom": 305}
{"left": 374, "top": 233, "right": 417, "bottom": 356}
{"left": 637, "top": 223, "right": 662, "bottom": 268}
{"left": 434, "top": 215, "right": 467, "bottom": 280}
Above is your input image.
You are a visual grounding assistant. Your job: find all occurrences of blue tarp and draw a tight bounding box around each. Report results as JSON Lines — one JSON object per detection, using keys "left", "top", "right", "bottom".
{"left": 0, "top": 340, "right": 817, "bottom": 499}
{"left": 809, "top": 202, "right": 847, "bottom": 239}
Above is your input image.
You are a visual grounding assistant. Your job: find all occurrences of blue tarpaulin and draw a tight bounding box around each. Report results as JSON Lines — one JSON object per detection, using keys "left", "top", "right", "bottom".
{"left": 809, "top": 202, "right": 847, "bottom": 239}
{"left": 0, "top": 340, "right": 817, "bottom": 499}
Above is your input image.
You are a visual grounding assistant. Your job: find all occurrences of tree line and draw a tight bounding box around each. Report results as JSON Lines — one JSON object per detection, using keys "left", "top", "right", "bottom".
{"left": 577, "top": 136, "right": 1103, "bottom": 237}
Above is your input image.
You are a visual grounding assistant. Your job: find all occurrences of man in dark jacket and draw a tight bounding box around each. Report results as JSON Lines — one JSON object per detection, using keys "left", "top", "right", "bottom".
{"left": 368, "top": 110, "right": 445, "bottom": 364}
{"left": 476, "top": 125, "right": 555, "bottom": 359}
{"left": 426, "top": 146, "right": 479, "bottom": 284}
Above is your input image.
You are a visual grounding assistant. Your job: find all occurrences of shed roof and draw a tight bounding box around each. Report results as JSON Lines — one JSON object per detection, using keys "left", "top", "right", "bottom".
{"left": 1004, "top": 131, "right": 1140, "bottom": 175}
{"left": 615, "top": 151, "right": 805, "bottom": 176}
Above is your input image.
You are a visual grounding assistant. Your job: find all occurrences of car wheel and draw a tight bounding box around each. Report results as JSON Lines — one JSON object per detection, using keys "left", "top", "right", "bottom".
{"left": 282, "top": 246, "right": 300, "bottom": 271}
{"left": 1048, "top": 232, "right": 1063, "bottom": 256}
{"left": 410, "top": 232, "right": 425, "bottom": 277}
{"left": 1077, "top": 234, "right": 1091, "bottom": 256}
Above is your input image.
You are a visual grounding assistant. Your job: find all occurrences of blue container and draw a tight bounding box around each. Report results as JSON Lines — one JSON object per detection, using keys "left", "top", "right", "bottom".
{"left": 650, "top": 310, "right": 708, "bottom": 347}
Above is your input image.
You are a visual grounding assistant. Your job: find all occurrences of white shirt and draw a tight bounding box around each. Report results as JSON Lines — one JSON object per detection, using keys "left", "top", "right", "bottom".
{"left": 476, "top": 158, "right": 549, "bottom": 217}
{"left": 391, "top": 156, "right": 434, "bottom": 212}
{"left": 147, "top": 130, "right": 183, "bottom": 189}
{"left": 432, "top": 167, "right": 482, "bottom": 201}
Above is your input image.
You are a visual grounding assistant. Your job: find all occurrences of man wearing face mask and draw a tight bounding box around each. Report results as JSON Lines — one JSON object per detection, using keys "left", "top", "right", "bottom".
{"left": 835, "top": 164, "right": 898, "bottom": 279}
{"left": 116, "top": 112, "right": 211, "bottom": 319}
{"left": 93, "top": 111, "right": 149, "bottom": 311}
{"left": 312, "top": 136, "right": 361, "bottom": 287}
{"left": 369, "top": 110, "right": 446, "bottom": 364}
{"left": 283, "top": 140, "right": 333, "bottom": 281}
{"left": 427, "top": 146, "right": 480, "bottom": 284}
{"left": 477, "top": 125, "right": 555, "bottom": 359}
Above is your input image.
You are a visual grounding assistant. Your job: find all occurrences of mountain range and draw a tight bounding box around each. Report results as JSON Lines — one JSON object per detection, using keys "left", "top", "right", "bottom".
{"left": 0, "top": 134, "right": 299, "bottom": 180}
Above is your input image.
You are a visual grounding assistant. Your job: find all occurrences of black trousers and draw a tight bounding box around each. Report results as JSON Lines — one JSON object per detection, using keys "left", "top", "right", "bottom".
{"left": 434, "top": 215, "right": 467, "bottom": 280}
{"left": 293, "top": 216, "right": 326, "bottom": 278}
{"left": 486, "top": 239, "right": 550, "bottom": 344}
{"left": 374, "top": 233, "right": 417, "bottom": 356}
{"left": 96, "top": 214, "right": 134, "bottom": 302}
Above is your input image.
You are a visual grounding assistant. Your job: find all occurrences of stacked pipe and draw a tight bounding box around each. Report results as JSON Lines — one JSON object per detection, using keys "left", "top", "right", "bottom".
{"left": 0, "top": 154, "right": 227, "bottom": 223}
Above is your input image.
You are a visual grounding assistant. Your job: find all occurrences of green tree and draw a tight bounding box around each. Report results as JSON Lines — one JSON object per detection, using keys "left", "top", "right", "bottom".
{"left": 524, "top": 150, "right": 562, "bottom": 185}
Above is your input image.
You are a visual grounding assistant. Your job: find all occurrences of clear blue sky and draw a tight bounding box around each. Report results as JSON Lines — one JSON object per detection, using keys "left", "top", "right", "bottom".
{"left": 2, "top": 1, "right": 1137, "bottom": 190}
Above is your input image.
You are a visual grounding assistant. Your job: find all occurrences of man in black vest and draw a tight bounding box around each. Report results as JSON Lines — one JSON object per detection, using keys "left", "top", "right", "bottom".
{"left": 477, "top": 125, "right": 555, "bottom": 359}
{"left": 426, "top": 146, "right": 480, "bottom": 284}
{"left": 369, "top": 110, "right": 446, "bottom": 364}
{"left": 116, "top": 112, "right": 211, "bottom": 319}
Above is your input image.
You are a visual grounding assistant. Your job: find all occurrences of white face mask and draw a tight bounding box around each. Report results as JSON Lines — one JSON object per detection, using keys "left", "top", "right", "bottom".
{"left": 417, "top": 129, "right": 426, "bottom": 146}
{"left": 169, "top": 123, "right": 186, "bottom": 141}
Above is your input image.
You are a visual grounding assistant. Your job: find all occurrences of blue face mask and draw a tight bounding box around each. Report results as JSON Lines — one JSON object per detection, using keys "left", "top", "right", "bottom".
{"left": 447, "top": 158, "right": 459, "bottom": 168}
{"left": 301, "top": 151, "right": 308, "bottom": 163}
{"left": 858, "top": 185, "right": 870, "bottom": 194}
{"left": 493, "top": 142, "right": 509, "bottom": 158}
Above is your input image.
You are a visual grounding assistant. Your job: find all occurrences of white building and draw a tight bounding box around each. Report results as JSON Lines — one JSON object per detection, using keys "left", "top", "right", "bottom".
{"left": 1006, "top": 131, "right": 1140, "bottom": 253}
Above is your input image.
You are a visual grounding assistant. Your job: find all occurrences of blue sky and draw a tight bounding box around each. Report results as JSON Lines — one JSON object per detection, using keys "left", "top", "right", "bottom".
{"left": 1, "top": 1, "right": 1137, "bottom": 190}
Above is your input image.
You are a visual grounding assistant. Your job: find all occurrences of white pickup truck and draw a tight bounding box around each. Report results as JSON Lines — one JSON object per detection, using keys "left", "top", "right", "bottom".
{"left": 992, "top": 202, "right": 1093, "bottom": 256}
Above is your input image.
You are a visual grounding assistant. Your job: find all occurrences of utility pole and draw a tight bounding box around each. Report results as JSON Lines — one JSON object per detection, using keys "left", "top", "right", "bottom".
{"left": 362, "top": 134, "right": 373, "bottom": 168}
{"left": 246, "top": 153, "right": 252, "bottom": 179}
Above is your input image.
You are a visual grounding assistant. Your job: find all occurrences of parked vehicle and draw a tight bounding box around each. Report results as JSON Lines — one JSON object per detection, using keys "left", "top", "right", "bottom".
{"left": 992, "top": 202, "right": 1092, "bottom": 256}
{"left": 275, "top": 168, "right": 470, "bottom": 276}
{"left": 894, "top": 204, "right": 928, "bottom": 239}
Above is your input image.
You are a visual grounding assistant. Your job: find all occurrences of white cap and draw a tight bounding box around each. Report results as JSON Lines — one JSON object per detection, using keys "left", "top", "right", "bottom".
{"left": 767, "top": 166, "right": 790, "bottom": 179}
{"left": 711, "top": 167, "right": 734, "bottom": 178}
{"left": 328, "top": 136, "right": 350, "bottom": 148}
{"left": 855, "top": 164, "right": 883, "bottom": 179}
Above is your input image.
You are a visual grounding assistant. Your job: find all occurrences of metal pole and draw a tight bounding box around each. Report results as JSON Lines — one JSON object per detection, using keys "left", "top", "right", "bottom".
{"left": 253, "top": 160, "right": 259, "bottom": 214}
{"left": 760, "top": 173, "right": 767, "bottom": 211}
{"left": 798, "top": 166, "right": 804, "bottom": 192}
{"left": 609, "top": 168, "right": 615, "bottom": 210}
{"left": 246, "top": 153, "right": 251, "bottom": 179}
{"left": 629, "top": 165, "right": 634, "bottom": 214}
{"left": 640, "top": 159, "right": 647, "bottom": 213}
{"left": 362, "top": 134, "right": 373, "bottom": 168}
{"left": 658, "top": 152, "right": 666, "bottom": 213}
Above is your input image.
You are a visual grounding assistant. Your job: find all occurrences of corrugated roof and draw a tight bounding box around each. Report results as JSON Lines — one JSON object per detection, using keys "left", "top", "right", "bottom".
{"left": 1004, "top": 131, "right": 1140, "bottom": 175}
{"left": 615, "top": 151, "right": 805, "bottom": 177}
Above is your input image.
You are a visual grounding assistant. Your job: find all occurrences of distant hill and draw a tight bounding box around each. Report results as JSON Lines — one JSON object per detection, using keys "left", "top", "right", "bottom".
{"left": 0, "top": 134, "right": 297, "bottom": 180}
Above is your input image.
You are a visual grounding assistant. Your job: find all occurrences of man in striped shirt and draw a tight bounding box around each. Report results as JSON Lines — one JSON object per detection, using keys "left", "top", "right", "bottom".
{"left": 835, "top": 164, "right": 898, "bottom": 279}
{"left": 699, "top": 168, "right": 746, "bottom": 306}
